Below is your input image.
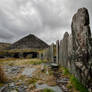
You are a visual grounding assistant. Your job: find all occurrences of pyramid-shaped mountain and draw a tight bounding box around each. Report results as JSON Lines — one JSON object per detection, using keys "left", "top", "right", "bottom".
{"left": 8, "top": 34, "right": 49, "bottom": 50}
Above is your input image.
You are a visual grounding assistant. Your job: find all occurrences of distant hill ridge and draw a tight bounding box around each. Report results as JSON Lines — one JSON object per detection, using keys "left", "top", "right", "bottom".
{"left": 7, "top": 34, "right": 49, "bottom": 50}
{"left": 0, "top": 42, "right": 11, "bottom": 50}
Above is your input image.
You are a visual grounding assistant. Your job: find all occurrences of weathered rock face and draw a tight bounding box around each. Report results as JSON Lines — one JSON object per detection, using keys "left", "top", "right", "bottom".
{"left": 72, "top": 8, "right": 91, "bottom": 62}
{"left": 56, "top": 40, "right": 59, "bottom": 64}
{"left": 59, "top": 40, "right": 63, "bottom": 65}
{"left": 50, "top": 43, "right": 54, "bottom": 62}
{"left": 61, "top": 32, "right": 69, "bottom": 67}
{"left": 71, "top": 8, "right": 92, "bottom": 89}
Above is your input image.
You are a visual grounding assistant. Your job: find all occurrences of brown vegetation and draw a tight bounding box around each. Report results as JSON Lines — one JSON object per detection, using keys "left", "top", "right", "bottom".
{"left": 0, "top": 65, "right": 7, "bottom": 82}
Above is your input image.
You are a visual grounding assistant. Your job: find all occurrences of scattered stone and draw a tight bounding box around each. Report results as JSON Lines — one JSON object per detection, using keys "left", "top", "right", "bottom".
{"left": 36, "top": 83, "right": 62, "bottom": 92}
{"left": 9, "top": 82, "right": 15, "bottom": 87}
{"left": 57, "top": 78, "right": 69, "bottom": 84}
{"left": 4, "top": 66, "right": 22, "bottom": 76}
{"left": 22, "top": 67, "right": 36, "bottom": 77}
{"left": 50, "top": 63, "right": 59, "bottom": 69}
{"left": 41, "top": 64, "right": 45, "bottom": 72}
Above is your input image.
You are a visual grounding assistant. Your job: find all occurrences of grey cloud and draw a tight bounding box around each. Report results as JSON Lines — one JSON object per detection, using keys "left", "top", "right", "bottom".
{"left": 0, "top": 0, "right": 92, "bottom": 44}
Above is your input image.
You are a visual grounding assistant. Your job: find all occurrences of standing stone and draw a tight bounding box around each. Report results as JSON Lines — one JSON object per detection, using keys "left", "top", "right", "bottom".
{"left": 72, "top": 8, "right": 91, "bottom": 62}
{"left": 50, "top": 43, "right": 54, "bottom": 62}
{"left": 59, "top": 32, "right": 69, "bottom": 67}
{"left": 68, "top": 34, "right": 73, "bottom": 72}
{"left": 59, "top": 40, "right": 63, "bottom": 65}
{"left": 62, "top": 32, "right": 69, "bottom": 67}
{"left": 71, "top": 8, "right": 92, "bottom": 89}
{"left": 56, "top": 40, "right": 59, "bottom": 64}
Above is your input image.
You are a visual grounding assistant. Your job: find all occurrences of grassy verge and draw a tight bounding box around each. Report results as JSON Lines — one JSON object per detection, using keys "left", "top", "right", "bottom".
{"left": 60, "top": 67, "right": 89, "bottom": 92}
{"left": 70, "top": 75, "right": 89, "bottom": 92}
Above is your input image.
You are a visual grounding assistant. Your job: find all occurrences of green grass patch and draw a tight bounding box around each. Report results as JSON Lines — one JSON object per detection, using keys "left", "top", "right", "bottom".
{"left": 42, "top": 88, "right": 55, "bottom": 92}
{"left": 26, "top": 77, "right": 39, "bottom": 84}
{"left": 60, "top": 66, "right": 89, "bottom": 92}
{"left": 63, "top": 68, "right": 70, "bottom": 75}
{"left": 70, "top": 75, "right": 89, "bottom": 92}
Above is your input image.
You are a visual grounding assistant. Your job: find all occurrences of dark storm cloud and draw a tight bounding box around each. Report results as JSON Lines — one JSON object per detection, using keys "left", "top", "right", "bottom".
{"left": 0, "top": 0, "right": 92, "bottom": 44}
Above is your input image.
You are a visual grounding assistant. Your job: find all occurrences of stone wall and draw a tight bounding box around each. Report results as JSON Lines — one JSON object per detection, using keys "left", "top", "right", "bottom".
{"left": 58, "top": 8, "right": 92, "bottom": 91}
{"left": 39, "top": 8, "right": 92, "bottom": 91}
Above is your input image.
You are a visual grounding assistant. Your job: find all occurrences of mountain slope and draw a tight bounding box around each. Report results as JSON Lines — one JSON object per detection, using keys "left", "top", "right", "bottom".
{"left": 0, "top": 42, "right": 11, "bottom": 50}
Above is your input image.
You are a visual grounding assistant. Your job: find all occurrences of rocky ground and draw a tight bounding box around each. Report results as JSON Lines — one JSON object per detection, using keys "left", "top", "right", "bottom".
{"left": 0, "top": 59, "right": 78, "bottom": 92}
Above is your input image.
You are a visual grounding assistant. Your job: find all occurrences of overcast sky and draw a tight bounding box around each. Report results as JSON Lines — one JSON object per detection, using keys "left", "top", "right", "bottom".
{"left": 0, "top": 0, "right": 92, "bottom": 44}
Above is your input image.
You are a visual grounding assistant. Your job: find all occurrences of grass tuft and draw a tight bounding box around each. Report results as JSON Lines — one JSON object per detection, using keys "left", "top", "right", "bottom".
{"left": 42, "top": 88, "right": 55, "bottom": 92}
{"left": 70, "top": 75, "right": 89, "bottom": 92}
{"left": 26, "top": 77, "right": 39, "bottom": 84}
{"left": 30, "top": 59, "right": 47, "bottom": 65}
{"left": 60, "top": 66, "right": 89, "bottom": 92}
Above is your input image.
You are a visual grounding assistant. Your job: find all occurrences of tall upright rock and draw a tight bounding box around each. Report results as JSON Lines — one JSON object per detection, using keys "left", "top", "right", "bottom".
{"left": 56, "top": 40, "right": 59, "bottom": 64}
{"left": 59, "top": 32, "right": 69, "bottom": 67}
{"left": 62, "top": 32, "right": 69, "bottom": 67}
{"left": 50, "top": 43, "right": 54, "bottom": 62}
{"left": 71, "top": 8, "right": 92, "bottom": 89}
{"left": 72, "top": 8, "right": 91, "bottom": 62}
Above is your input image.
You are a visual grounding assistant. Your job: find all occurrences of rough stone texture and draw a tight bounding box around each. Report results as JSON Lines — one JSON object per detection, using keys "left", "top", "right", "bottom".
{"left": 50, "top": 43, "right": 54, "bottom": 62}
{"left": 71, "top": 8, "right": 92, "bottom": 89}
{"left": 59, "top": 32, "right": 69, "bottom": 67}
{"left": 56, "top": 40, "right": 59, "bottom": 64}
{"left": 67, "top": 34, "right": 73, "bottom": 72}
{"left": 36, "top": 83, "right": 62, "bottom": 92}
{"left": 22, "top": 68, "right": 36, "bottom": 77}
{"left": 59, "top": 40, "right": 63, "bottom": 65}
